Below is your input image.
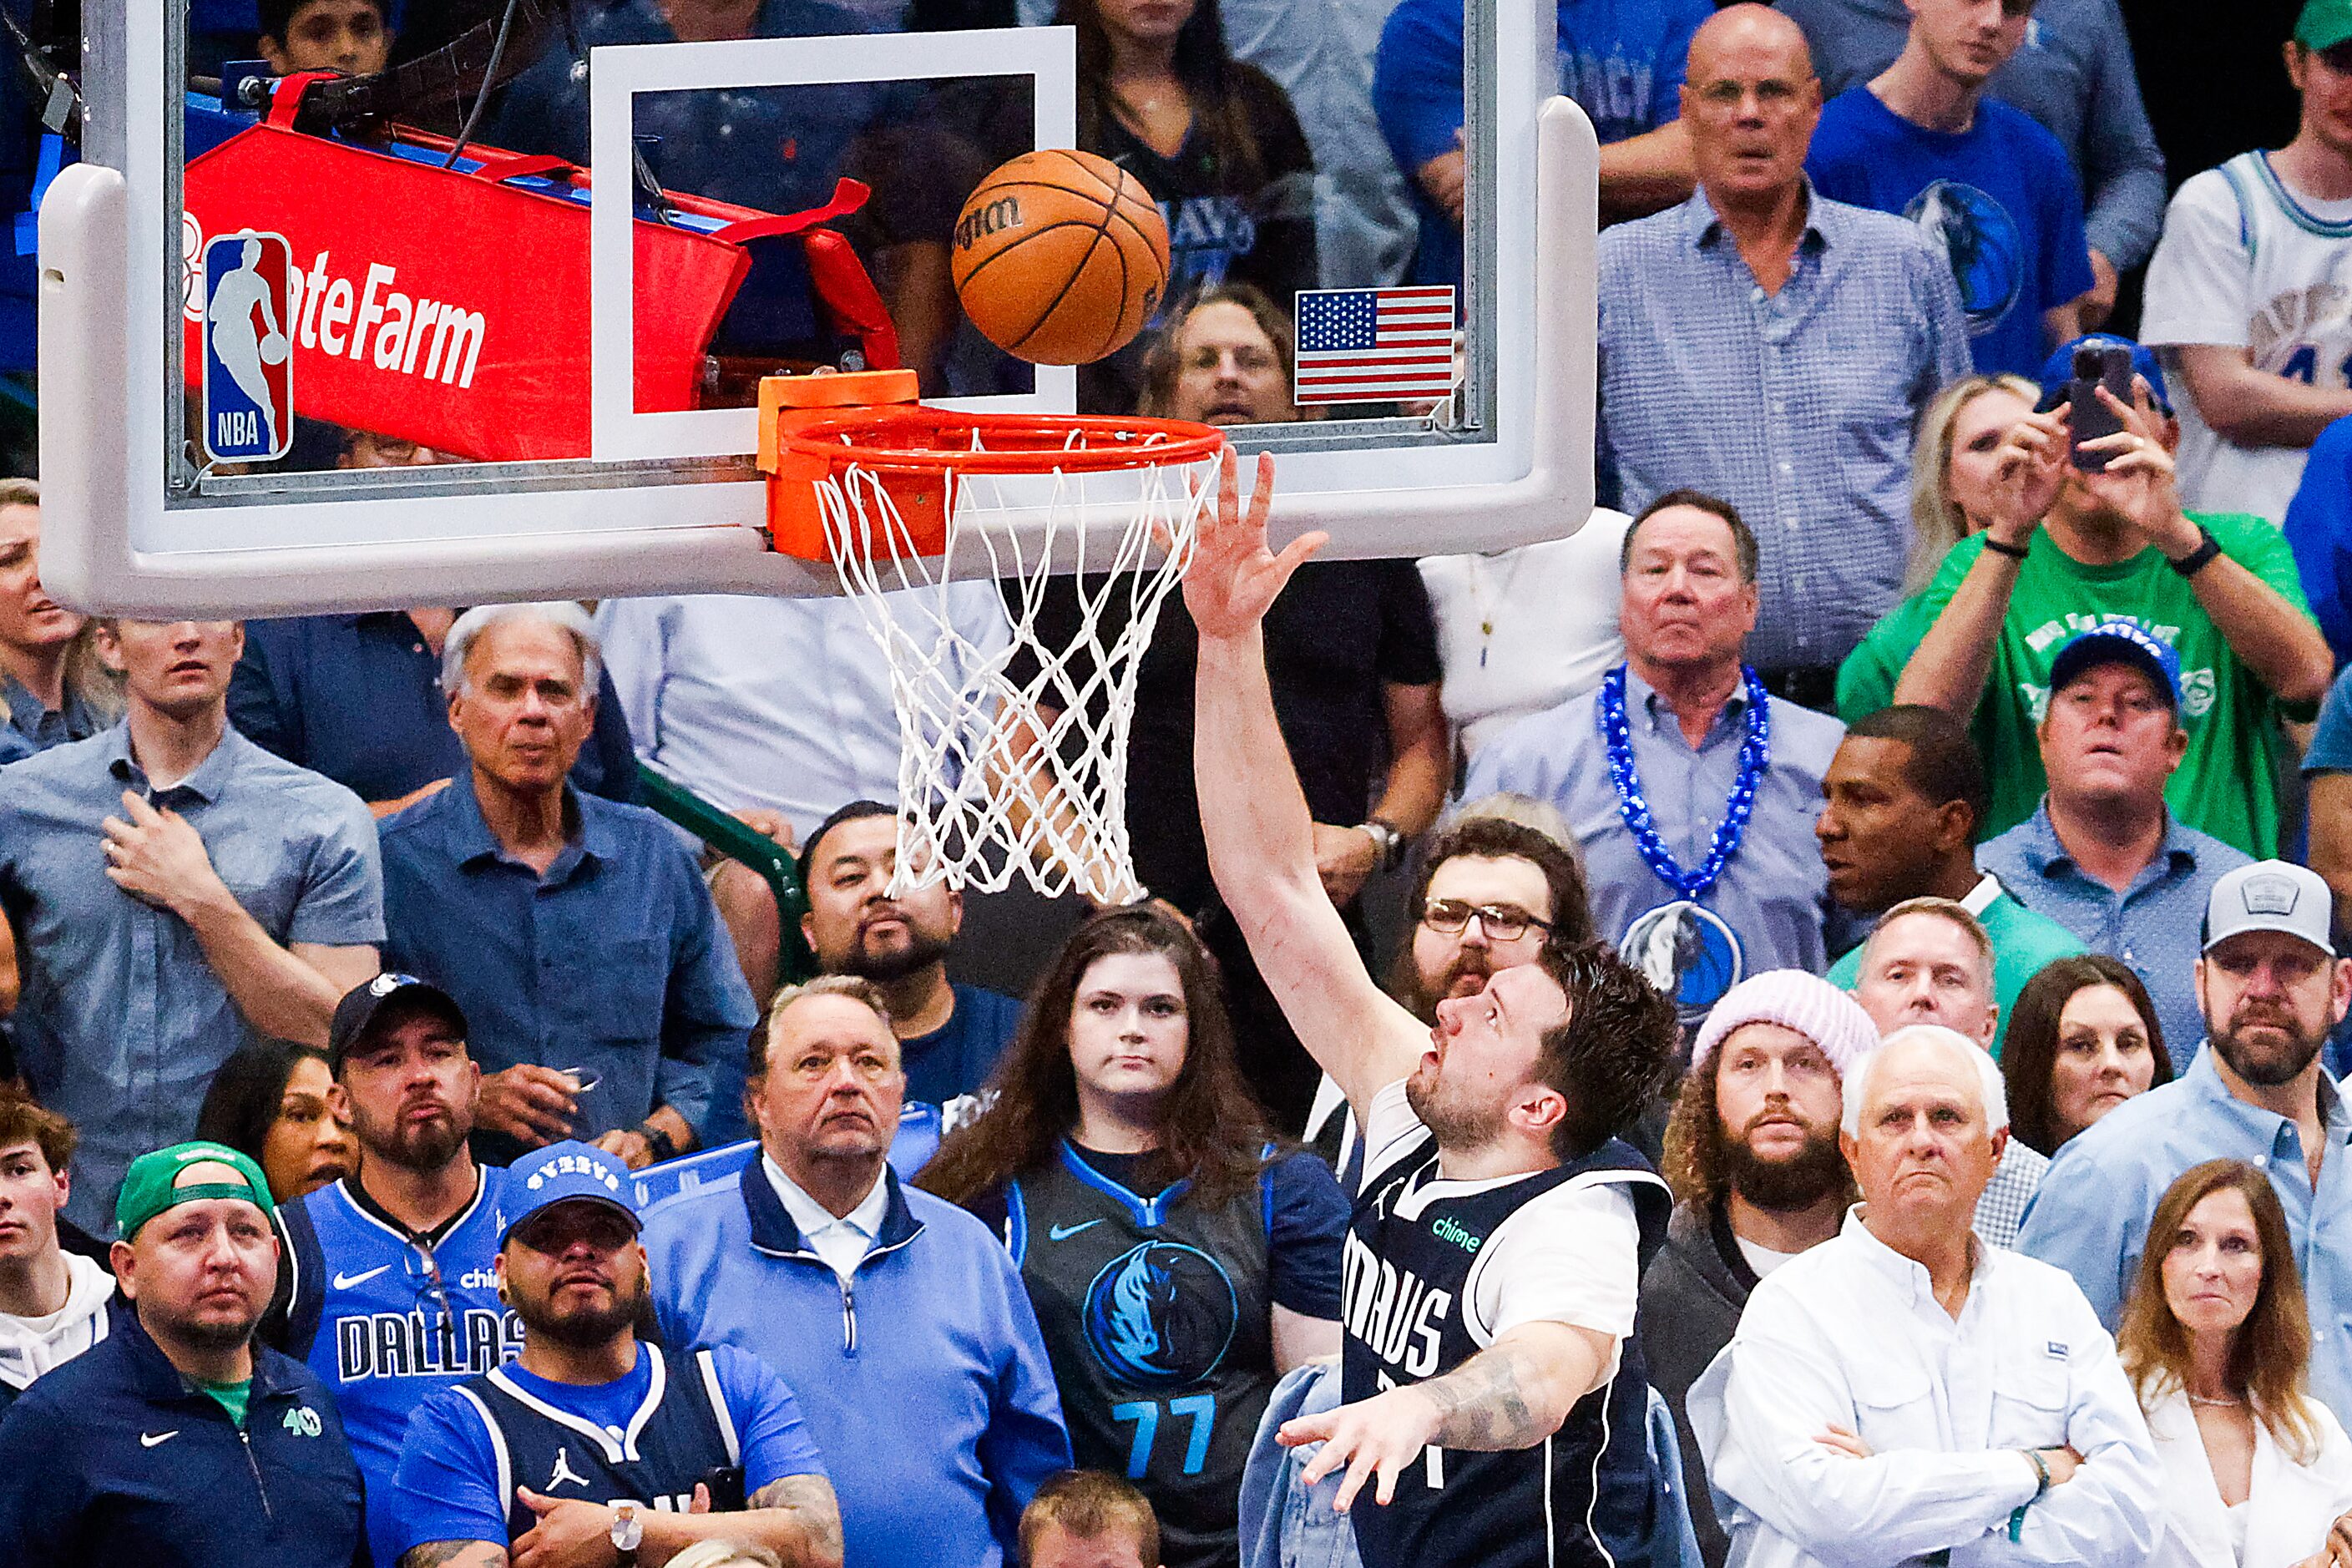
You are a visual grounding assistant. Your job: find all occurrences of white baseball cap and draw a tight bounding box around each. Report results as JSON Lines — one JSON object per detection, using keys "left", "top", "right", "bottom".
{"left": 2203, "top": 861, "right": 2336, "bottom": 958}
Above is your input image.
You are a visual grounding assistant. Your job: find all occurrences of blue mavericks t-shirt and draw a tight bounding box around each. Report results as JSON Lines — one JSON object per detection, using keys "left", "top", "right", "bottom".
{"left": 1805, "top": 87, "right": 2095, "bottom": 377}
{"left": 1374, "top": 0, "right": 1708, "bottom": 287}
{"left": 2286, "top": 412, "right": 2352, "bottom": 669}
{"left": 389, "top": 1343, "right": 827, "bottom": 1556}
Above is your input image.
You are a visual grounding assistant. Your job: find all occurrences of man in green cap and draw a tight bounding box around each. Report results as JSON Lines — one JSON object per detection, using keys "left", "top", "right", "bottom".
{"left": 2142, "top": 0, "right": 2352, "bottom": 524}
{"left": 0, "top": 1139, "right": 367, "bottom": 1565}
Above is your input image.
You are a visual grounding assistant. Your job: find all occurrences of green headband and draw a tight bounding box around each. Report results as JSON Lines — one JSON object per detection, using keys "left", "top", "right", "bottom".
{"left": 115, "top": 1141, "right": 274, "bottom": 1240}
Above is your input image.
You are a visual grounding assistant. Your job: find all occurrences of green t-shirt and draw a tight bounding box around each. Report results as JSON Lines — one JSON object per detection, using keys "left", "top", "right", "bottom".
{"left": 1827, "top": 879, "right": 2086, "bottom": 1057}
{"left": 194, "top": 1376, "right": 251, "bottom": 1428}
{"left": 1829, "top": 513, "right": 2310, "bottom": 857}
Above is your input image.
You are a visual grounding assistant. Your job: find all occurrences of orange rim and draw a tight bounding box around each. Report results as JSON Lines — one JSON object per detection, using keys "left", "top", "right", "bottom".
{"left": 776, "top": 406, "right": 1226, "bottom": 478}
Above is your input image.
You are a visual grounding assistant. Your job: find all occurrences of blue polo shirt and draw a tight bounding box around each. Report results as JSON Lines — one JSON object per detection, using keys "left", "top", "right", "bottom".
{"left": 2020, "top": 1049, "right": 2352, "bottom": 1424}
{"left": 230, "top": 613, "right": 639, "bottom": 806}
{"left": 377, "top": 774, "right": 756, "bottom": 1159}
{"left": 1978, "top": 803, "right": 2250, "bottom": 1062}
{"left": 0, "top": 1306, "right": 367, "bottom": 1567}
{"left": 0, "top": 723, "right": 382, "bottom": 1233}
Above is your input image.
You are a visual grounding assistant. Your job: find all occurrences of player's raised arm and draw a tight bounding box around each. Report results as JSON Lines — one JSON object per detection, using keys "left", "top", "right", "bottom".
{"left": 1189, "top": 451, "right": 1428, "bottom": 1120}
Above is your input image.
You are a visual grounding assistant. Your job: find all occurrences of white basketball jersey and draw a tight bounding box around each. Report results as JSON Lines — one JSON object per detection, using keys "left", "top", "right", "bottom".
{"left": 2142, "top": 151, "right": 2352, "bottom": 523}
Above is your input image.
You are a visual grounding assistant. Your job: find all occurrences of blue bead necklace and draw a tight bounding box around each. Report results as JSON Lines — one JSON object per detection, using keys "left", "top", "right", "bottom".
{"left": 1596, "top": 663, "right": 1772, "bottom": 900}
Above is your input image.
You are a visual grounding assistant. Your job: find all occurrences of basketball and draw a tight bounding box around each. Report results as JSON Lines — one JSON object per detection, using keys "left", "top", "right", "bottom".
{"left": 258, "top": 331, "right": 290, "bottom": 366}
{"left": 951, "top": 149, "right": 1170, "bottom": 367}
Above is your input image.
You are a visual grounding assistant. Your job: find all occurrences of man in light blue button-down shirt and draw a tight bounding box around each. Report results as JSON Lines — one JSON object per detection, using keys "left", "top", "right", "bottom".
{"left": 0, "top": 620, "right": 383, "bottom": 1233}
{"left": 2020, "top": 859, "right": 2352, "bottom": 1423}
{"left": 1596, "top": 6, "right": 1971, "bottom": 689}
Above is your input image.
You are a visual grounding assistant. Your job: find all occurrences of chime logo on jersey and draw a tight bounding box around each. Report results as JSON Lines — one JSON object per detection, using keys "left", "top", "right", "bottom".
{"left": 1082, "top": 1242, "right": 1241, "bottom": 1388}
{"left": 336, "top": 1305, "right": 524, "bottom": 1381}
{"left": 200, "top": 230, "right": 294, "bottom": 463}
{"left": 1340, "top": 1231, "right": 1453, "bottom": 1379}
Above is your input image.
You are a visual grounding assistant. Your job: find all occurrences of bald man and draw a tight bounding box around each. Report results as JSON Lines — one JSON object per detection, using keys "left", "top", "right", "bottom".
{"left": 1689, "top": 1029, "right": 2161, "bottom": 1566}
{"left": 1596, "top": 3, "right": 1970, "bottom": 709}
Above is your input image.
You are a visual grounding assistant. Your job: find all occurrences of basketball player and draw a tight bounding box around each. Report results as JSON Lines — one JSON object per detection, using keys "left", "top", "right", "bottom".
{"left": 1186, "top": 453, "right": 1680, "bottom": 1568}
{"left": 265, "top": 974, "right": 518, "bottom": 1568}
{"left": 207, "top": 237, "right": 287, "bottom": 453}
{"left": 387, "top": 1141, "right": 843, "bottom": 1568}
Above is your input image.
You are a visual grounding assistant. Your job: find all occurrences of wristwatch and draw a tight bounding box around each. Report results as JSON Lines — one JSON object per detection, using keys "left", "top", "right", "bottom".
{"left": 1356, "top": 818, "right": 1405, "bottom": 875}
{"left": 610, "top": 1499, "right": 645, "bottom": 1565}
{"left": 2168, "top": 524, "right": 2223, "bottom": 578}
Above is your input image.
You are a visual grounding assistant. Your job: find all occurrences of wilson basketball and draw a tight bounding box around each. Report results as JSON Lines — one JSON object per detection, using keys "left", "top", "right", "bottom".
{"left": 952, "top": 149, "right": 1171, "bottom": 366}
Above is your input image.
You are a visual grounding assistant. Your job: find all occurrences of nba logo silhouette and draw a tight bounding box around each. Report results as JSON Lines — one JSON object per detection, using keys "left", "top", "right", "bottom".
{"left": 201, "top": 230, "right": 293, "bottom": 463}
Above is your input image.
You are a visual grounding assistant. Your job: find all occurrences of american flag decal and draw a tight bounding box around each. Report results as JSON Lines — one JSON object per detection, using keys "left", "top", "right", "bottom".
{"left": 1292, "top": 286, "right": 1458, "bottom": 405}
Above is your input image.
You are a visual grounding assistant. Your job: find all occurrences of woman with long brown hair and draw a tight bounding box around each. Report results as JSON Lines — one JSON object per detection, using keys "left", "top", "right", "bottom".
{"left": 920, "top": 904, "right": 1346, "bottom": 1568}
{"left": 2000, "top": 954, "right": 2175, "bottom": 1157}
{"left": 2119, "top": 1160, "right": 2352, "bottom": 1565}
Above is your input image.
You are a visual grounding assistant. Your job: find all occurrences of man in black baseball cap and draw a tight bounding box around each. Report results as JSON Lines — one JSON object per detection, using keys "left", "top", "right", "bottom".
{"left": 266, "top": 974, "right": 524, "bottom": 1566}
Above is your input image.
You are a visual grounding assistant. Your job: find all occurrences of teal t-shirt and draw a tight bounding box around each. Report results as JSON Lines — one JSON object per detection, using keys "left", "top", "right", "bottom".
{"left": 194, "top": 1376, "right": 252, "bottom": 1428}
{"left": 1828, "top": 881, "right": 2086, "bottom": 1058}
{"left": 1830, "top": 514, "right": 2313, "bottom": 857}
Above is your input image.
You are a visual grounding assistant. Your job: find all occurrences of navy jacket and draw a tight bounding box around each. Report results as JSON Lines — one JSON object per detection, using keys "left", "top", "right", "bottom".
{"left": 0, "top": 1304, "right": 367, "bottom": 1567}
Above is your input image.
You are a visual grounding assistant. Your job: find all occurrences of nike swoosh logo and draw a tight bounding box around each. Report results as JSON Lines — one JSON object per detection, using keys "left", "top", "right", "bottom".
{"left": 140, "top": 1431, "right": 179, "bottom": 1448}
{"left": 1048, "top": 1220, "right": 1103, "bottom": 1242}
{"left": 333, "top": 1265, "right": 392, "bottom": 1290}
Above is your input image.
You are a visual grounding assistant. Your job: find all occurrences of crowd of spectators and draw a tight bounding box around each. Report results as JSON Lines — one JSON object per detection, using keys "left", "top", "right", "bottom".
{"left": 21, "top": 0, "right": 2352, "bottom": 1564}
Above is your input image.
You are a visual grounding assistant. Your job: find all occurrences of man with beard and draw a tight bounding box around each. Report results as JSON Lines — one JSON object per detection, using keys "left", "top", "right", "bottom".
{"left": 389, "top": 1140, "right": 843, "bottom": 1568}
{"left": 2023, "top": 859, "right": 2352, "bottom": 1424}
{"left": 1641, "top": 970, "right": 1877, "bottom": 1565}
{"left": 266, "top": 974, "right": 520, "bottom": 1567}
{"left": 1191, "top": 456, "right": 1681, "bottom": 1568}
{"left": 0, "top": 1141, "right": 367, "bottom": 1566}
{"left": 796, "top": 801, "right": 1019, "bottom": 1113}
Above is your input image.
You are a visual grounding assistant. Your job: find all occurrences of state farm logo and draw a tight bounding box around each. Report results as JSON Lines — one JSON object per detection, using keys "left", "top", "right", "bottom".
{"left": 182, "top": 216, "right": 490, "bottom": 388}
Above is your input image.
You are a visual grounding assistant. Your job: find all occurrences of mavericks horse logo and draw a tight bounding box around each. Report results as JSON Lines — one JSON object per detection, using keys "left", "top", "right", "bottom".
{"left": 1904, "top": 180, "right": 2025, "bottom": 339}
{"left": 1083, "top": 1242, "right": 1239, "bottom": 1388}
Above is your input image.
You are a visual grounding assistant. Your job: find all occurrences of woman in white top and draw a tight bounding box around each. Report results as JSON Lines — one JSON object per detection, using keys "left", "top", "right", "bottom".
{"left": 2121, "top": 1159, "right": 2352, "bottom": 1567}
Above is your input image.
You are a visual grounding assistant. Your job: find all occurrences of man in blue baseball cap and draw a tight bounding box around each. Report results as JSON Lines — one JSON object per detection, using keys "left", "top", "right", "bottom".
{"left": 1877, "top": 326, "right": 2332, "bottom": 861}
{"left": 388, "top": 1140, "right": 844, "bottom": 1568}
{"left": 1980, "top": 621, "right": 2254, "bottom": 1055}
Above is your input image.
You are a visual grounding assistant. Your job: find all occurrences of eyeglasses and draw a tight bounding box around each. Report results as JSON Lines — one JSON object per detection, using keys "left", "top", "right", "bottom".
{"left": 1420, "top": 900, "right": 1550, "bottom": 941}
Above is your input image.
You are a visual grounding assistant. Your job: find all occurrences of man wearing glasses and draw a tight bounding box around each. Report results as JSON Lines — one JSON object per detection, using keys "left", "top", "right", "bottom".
{"left": 2141, "top": 0, "right": 2352, "bottom": 525}
{"left": 264, "top": 974, "right": 518, "bottom": 1568}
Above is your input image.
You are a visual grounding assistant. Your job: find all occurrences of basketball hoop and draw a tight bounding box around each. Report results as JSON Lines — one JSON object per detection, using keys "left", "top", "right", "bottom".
{"left": 759, "top": 372, "right": 1226, "bottom": 904}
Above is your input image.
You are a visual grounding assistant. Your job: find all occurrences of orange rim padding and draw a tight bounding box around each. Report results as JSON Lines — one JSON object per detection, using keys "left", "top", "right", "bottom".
{"left": 756, "top": 372, "right": 1225, "bottom": 560}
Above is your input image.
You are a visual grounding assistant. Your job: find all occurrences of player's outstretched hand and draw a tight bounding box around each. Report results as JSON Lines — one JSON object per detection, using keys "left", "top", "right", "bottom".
{"left": 1277, "top": 1383, "right": 1444, "bottom": 1514}
{"left": 1182, "top": 448, "right": 1325, "bottom": 642}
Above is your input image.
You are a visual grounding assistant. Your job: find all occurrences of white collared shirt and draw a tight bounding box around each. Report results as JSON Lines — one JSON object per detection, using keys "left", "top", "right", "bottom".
{"left": 763, "top": 1154, "right": 889, "bottom": 1283}
{"left": 1687, "top": 1207, "right": 2163, "bottom": 1567}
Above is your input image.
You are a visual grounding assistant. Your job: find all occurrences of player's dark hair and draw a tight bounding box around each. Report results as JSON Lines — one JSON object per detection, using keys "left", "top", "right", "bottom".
{"left": 1844, "top": 705, "right": 1991, "bottom": 840}
{"left": 1136, "top": 282, "right": 1296, "bottom": 417}
{"left": 259, "top": 0, "right": 389, "bottom": 45}
{"left": 918, "top": 904, "right": 1276, "bottom": 1209}
{"left": 1534, "top": 942, "right": 1677, "bottom": 1160}
{"left": 194, "top": 1038, "right": 331, "bottom": 1181}
{"left": 1621, "top": 488, "right": 1759, "bottom": 584}
{"left": 1061, "top": 0, "right": 1271, "bottom": 192}
{"left": 1019, "top": 1470, "right": 1161, "bottom": 1565}
{"left": 0, "top": 1084, "right": 76, "bottom": 1179}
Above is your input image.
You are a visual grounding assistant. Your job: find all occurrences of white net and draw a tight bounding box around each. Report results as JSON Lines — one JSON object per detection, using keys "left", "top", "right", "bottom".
{"left": 816, "top": 443, "right": 1220, "bottom": 904}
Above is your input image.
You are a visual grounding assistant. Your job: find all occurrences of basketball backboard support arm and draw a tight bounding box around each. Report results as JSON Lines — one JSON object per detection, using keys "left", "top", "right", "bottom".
{"left": 39, "top": 0, "right": 1596, "bottom": 618}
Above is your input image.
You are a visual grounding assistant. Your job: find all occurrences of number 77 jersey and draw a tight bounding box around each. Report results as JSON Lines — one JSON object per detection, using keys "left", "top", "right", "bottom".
{"left": 1007, "top": 1142, "right": 1278, "bottom": 1568}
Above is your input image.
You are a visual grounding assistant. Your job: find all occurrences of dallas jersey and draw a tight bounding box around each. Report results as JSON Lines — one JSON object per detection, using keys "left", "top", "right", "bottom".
{"left": 1342, "top": 1128, "right": 1669, "bottom": 1568}
{"left": 2143, "top": 150, "right": 2352, "bottom": 522}
{"left": 277, "top": 1166, "right": 521, "bottom": 1560}
{"left": 1009, "top": 1142, "right": 1277, "bottom": 1568}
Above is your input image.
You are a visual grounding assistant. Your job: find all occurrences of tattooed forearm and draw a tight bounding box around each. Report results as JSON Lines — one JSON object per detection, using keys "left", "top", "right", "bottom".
{"left": 746, "top": 1473, "right": 845, "bottom": 1568}
{"left": 397, "top": 1544, "right": 505, "bottom": 1568}
{"left": 1418, "top": 1343, "right": 1560, "bottom": 1451}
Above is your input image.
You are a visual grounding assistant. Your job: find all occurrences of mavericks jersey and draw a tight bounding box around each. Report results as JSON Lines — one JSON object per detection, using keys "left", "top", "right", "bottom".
{"left": 1341, "top": 1132, "right": 1669, "bottom": 1568}
{"left": 456, "top": 1345, "right": 741, "bottom": 1539}
{"left": 279, "top": 1165, "right": 523, "bottom": 1545}
{"left": 1009, "top": 1142, "right": 1276, "bottom": 1568}
{"left": 2146, "top": 151, "right": 2352, "bottom": 522}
